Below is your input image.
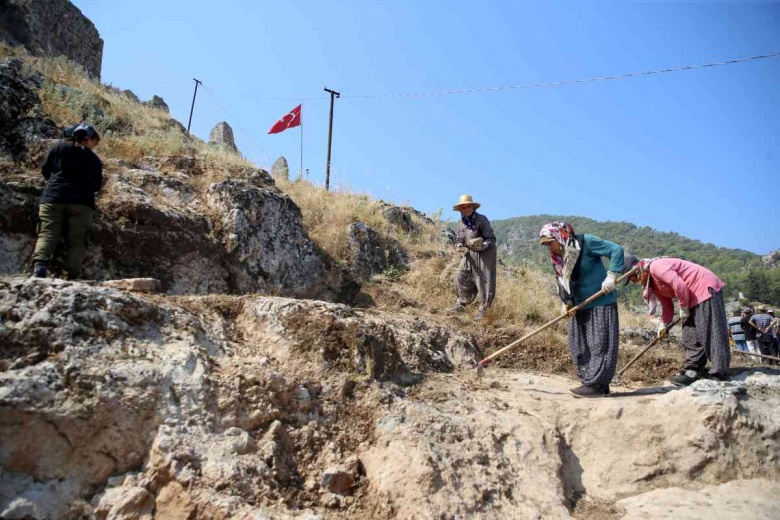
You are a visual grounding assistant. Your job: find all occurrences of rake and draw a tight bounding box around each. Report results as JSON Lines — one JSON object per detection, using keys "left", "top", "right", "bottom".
{"left": 475, "top": 267, "right": 639, "bottom": 376}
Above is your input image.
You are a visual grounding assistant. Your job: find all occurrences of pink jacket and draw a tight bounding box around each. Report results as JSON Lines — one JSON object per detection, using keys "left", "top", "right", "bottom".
{"left": 648, "top": 258, "right": 725, "bottom": 324}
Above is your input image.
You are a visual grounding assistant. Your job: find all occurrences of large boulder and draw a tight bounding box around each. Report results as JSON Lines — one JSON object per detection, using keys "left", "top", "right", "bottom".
{"left": 209, "top": 122, "right": 238, "bottom": 153}
{"left": 0, "top": 0, "right": 104, "bottom": 78}
{"left": 346, "top": 221, "right": 408, "bottom": 280}
{"left": 271, "top": 156, "right": 289, "bottom": 180}
{"left": 0, "top": 57, "right": 57, "bottom": 162}
{"left": 206, "top": 178, "right": 349, "bottom": 299}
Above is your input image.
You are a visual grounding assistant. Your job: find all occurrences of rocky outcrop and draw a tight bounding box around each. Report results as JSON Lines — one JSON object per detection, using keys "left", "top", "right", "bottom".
{"left": 0, "top": 165, "right": 354, "bottom": 300}
{"left": 0, "top": 0, "right": 103, "bottom": 78}
{"left": 206, "top": 178, "right": 349, "bottom": 299}
{"left": 271, "top": 156, "right": 289, "bottom": 180}
{"left": 0, "top": 57, "right": 58, "bottom": 162}
{"left": 0, "top": 279, "right": 481, "bottom": 518}
{"left": 143, "top": 95, "right": 169, "bottom": 113}
{"left": 762, "top": 250, "right": 779, "bottom": 268}
{"left": 347, "top": 222, "right": 408, "bottom": 280}
{"left": 209, "top": 122, "right": 238, "bottom": 153}
{"left": 2, "top": 278, "right": 778, "bottom": 519}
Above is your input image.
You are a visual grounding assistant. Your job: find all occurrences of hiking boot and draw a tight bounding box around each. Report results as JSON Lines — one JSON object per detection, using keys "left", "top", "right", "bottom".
{"left": 447, "top": 304, "right": 465, "bottom": 314}
{"left": 671, "top": 369, "right": 701, "bottom": 387}
{"left": 472, "top": 310, "right": 485, "bottom": 321}
{"left": 32, "top": 262, "right": 47, "bottom": 278}
{"left": 706, "top": 372, "right": 730, "bottom": 382}
{"left": 569, "top": 384, "right": 610, "bottom": 398}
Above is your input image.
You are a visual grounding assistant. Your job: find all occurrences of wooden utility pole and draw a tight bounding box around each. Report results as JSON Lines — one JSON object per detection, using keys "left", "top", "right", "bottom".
{"left": 187, "top": 78, "right": 202, "bottom": 135}
{"left": 323, "top": 86, "right": 340, "bottom": 191}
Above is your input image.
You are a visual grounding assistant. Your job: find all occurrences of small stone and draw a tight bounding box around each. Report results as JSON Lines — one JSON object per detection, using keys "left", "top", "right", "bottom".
{"left": 102, "top": 278, "right": 161, "bottom": 293}
{"left": 321, "top": 467, "right": 355, "bottom": 495}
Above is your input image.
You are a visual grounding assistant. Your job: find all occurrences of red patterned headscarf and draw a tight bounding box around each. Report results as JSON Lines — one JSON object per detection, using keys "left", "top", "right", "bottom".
{"left": 539, "top": 221, "right": 581, "bottom": 295}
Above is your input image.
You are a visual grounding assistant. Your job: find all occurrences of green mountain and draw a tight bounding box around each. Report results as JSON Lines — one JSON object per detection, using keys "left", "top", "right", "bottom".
{"left": 491, "top": 215, "right": 780, "bottom": 306}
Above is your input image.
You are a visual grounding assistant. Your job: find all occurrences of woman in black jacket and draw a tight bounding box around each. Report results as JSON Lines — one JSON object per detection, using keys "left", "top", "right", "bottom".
{"left": 31, "top": 124, "right": 103, "bottom": 279}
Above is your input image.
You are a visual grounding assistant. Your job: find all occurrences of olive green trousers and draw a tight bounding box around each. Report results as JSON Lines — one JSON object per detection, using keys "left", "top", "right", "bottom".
{"left": 32, "top": 203, "right": 93, "bottom": 278}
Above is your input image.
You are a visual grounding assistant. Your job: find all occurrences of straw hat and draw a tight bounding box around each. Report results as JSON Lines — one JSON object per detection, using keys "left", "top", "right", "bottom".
{"left": 453, "top": 194, "right": 481, "bottom": 211}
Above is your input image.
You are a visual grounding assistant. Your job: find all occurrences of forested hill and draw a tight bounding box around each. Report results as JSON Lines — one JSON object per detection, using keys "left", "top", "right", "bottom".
{"left": 491, "top": 215, "right": 780, "bottom": 305}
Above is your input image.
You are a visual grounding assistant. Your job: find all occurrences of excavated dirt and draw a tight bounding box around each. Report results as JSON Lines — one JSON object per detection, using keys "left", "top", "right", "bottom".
{"left": 1, "top": 277, "right": 779, "bottom": 519}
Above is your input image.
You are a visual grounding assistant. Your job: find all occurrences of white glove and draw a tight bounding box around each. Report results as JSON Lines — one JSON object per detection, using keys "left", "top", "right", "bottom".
{"left": 657, "top": 321, "right": 670, "bottom": 339}
{"left": 601, "top": 272, "right": 618, "bottom": 293}
{"left": 680, "top": 307, "right": 691, "bottom": 321}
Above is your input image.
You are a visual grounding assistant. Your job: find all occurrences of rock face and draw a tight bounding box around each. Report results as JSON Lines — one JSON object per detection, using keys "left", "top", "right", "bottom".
{"left": 209, "top": 121, "right": 238, "bottom": 153}
{"left": 0, "top": 57, "right": 58, "bottom": 162}
{"left": 0, "top": 279, "right": 481, "bottom": 518}
{"left": 0, "top": 0, "right": 104, "bottom": 78}
{"left": 0, "top": 165, "right": 354, "bottom": 300}
{"left": 1, "top": 279, "right": 778, "bottom": 519}
{"left": 271, "top": 156, "right": 289, "bottom": 180}
{"left": 347, "top": 222, "right": 408, "bottom": 280}
{"left": 762, "top": 250, "right": 779, "bottom": 268}
{"left": 143, "top": 95, "right": 169, "bottom": 113}
{"left": 206, "top": 178, "right": 346, "bottom": 299}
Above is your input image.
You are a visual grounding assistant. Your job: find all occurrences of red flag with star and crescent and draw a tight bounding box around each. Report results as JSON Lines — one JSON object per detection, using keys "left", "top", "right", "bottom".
{"left": 268, "top": 104, "right": 302, "bottom": 134}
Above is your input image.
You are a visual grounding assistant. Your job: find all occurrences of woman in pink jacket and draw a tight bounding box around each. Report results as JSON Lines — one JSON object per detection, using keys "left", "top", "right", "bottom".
{"left": 623, "top": 255, "right": 730, "bottom": 386}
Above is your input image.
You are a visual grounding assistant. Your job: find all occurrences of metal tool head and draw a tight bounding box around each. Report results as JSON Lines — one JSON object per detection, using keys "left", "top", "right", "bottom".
{"left": 475, "top": 359, "right": 487, "bottom": 377}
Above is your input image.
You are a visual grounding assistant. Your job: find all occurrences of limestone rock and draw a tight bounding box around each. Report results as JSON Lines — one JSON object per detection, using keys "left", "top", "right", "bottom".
{"left": 121, "top": 89, "right": 139, "bottom": 103}
{"left": 0, "top": 57, "right": 57, "bottom": 162}
{"left": 346, "top": 221, "right": 408, "bottom": 280}
{"left": 102, "top": 278, "right": 161, "bottom": 293}
{"left": 321, "top": 467, "right": 355, "bottom": 495}
{"left": 0, "top": 0, "right": 104, "bottom": 78}
{"left": 206, "top": 179, "right": 343, "bottom": 298}
{"left": 271, "top": 156, "right": 290, "bottom": 180}
{"left": 143, "top": 95, "right": 169, "bottom": 113}
{"left": 209, "top": 122, "right": 238, "bottom": 153}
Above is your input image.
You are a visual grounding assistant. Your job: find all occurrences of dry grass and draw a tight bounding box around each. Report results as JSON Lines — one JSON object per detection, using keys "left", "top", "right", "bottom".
{"left": 5, "top": 44, "right": 657, "bottom": 343}
{"left": 276, "top": 176, "right": 440, "bottom": 262}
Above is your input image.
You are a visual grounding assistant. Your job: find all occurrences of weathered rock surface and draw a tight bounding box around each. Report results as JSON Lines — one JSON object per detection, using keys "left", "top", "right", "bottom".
{"left": 272, "top": 156, "right": 290, "bottom": 180}
{"left": 209, "top": 121, "right": 238, "bottom": 153}
{"left": 0, "top": 0, "right": 104, "bottom": 78}
{"left": 347, "top": 222, "right": 408, "bottom": 280}
{"left": 1, "top": 279, "right": 779, "bottom": 518}
{"left": 0, "top": 279, "right": 482, "bottom": 518}
{"left": 0, "top": 165, "right": 355, "bottom": 300}
{"left": 0, "top": 57, "right": 58, "bottom": 162}
{"left": 143, "top": 95, "right": 169, "bottom": 113}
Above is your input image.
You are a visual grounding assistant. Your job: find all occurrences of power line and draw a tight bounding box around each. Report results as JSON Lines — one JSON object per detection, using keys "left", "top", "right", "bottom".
{"left": 197, "top": 82, "right": 271, "bottom": 166}
{"left": 342, "top": 51, "right": 780, "bottom": 99}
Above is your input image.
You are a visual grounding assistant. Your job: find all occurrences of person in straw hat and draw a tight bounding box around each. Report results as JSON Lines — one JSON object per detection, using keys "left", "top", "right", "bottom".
{"left": 449, "top": 194, "right": 497, "bottom": 321}
{"left": 539, "top": 221, "right": 624, "bottom": 398}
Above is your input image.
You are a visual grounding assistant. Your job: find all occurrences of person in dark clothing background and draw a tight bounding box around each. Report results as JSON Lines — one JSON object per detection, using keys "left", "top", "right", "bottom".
{"left": 31, "top": 123, "right": 103, "bottom": 279}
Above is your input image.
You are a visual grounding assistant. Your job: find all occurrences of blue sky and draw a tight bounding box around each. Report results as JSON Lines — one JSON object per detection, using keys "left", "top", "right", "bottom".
{"left": 73, "top": 0, "right": 779, "bottom": 254}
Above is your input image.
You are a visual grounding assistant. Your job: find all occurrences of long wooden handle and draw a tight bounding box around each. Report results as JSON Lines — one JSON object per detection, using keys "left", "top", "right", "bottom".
{"left": 477, "top": 266, "right": 639, "bottom": 367}
{"left": 618, "top": 317, "right": 681, "bottom": 377}
{"left": 732, "top": 349, "right": 780, "bottom": 362}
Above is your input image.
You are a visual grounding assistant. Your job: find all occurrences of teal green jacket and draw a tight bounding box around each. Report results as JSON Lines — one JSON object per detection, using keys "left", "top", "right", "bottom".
{"left": 572, "top": 234, "right": 625, "bottom": 310}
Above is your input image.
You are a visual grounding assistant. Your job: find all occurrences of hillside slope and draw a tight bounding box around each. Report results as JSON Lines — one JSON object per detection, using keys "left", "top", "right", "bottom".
{"left": 1, "top": 43, "right": 779, "bottom": 520}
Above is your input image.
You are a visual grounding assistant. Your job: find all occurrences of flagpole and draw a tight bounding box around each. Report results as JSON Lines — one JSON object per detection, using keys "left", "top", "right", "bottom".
{"left": 300, "top": 115, "right": 304, "bottom": 181}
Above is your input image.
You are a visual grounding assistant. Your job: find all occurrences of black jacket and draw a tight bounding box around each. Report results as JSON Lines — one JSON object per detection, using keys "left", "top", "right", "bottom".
{"left": 40, "top": 142, "right": 103, "bottom": 209}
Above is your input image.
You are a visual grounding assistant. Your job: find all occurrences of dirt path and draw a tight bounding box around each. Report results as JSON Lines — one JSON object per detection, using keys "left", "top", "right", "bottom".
{"left": 359, "top": 368, "right": 780, "bottom": 519}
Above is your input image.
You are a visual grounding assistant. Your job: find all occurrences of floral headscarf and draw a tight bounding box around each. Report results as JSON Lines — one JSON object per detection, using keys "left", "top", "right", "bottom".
{"left": 539, "top": 221, "right": 581, "bottom": 296}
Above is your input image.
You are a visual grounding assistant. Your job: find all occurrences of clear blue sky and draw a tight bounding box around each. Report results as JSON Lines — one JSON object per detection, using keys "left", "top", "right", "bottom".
{"left": 72, "top": 0, "right": 779, "bottom": 254}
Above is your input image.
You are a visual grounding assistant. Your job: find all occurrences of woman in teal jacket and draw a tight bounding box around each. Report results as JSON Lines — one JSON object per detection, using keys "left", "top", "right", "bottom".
{"left": 539, "top": 222, "right": 625, "bottom": 398}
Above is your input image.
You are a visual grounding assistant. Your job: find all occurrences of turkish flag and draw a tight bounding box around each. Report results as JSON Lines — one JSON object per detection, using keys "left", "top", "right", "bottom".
{"left": 268, "top": 104, "right": 302, "bottom": 134}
